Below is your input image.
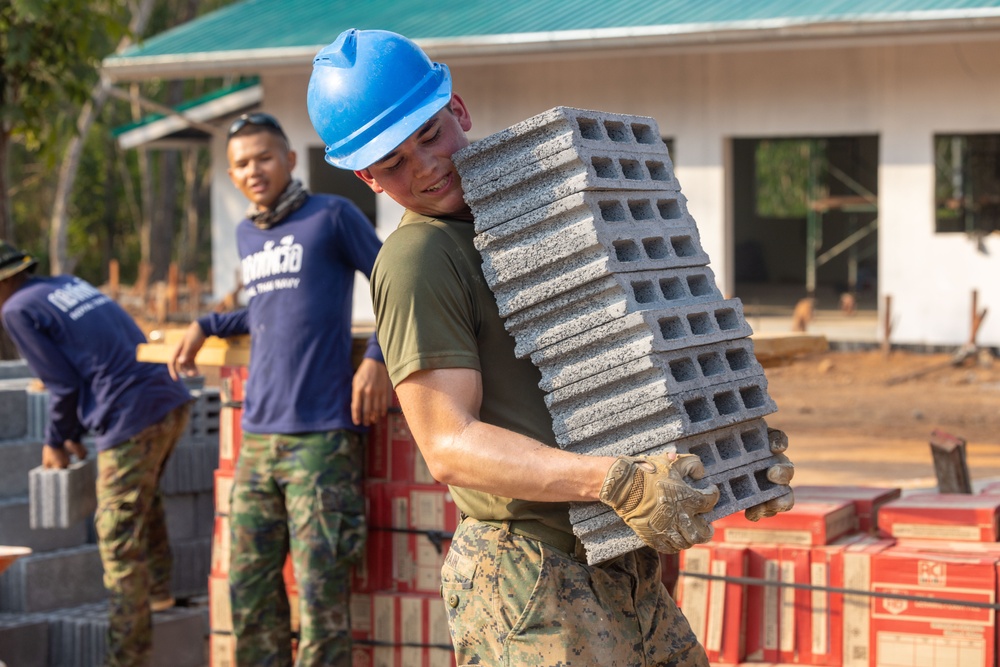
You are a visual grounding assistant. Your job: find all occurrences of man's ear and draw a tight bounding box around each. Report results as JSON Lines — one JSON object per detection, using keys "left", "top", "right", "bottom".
{"left": 355, "top": 169, "right": 385, "bottom": 194}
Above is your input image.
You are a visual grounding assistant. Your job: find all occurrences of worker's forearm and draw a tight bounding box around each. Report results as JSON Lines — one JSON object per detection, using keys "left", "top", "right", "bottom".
{"left": 423, "top": 420, "right": 614, "bottom": 504}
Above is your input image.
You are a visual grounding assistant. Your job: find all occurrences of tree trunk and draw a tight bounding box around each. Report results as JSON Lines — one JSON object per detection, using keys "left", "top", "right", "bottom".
{"left": 180, "top": 148, "right": 199, "bottom": 274}
{"left": 0, "top": 128, "right": 12, "bottom": 242}
{"left": 151, "top": 148, "right": 178, "bottom": 281}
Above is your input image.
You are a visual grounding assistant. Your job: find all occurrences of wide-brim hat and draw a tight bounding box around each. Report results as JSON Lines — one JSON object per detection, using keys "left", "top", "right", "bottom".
{"left": 0, "top": 241, "right": 38, "bottom": 282}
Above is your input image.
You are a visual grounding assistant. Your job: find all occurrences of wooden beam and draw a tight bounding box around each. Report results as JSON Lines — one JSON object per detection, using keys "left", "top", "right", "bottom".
{"left": 930, "top": 429, "right": 972, "bottom": 494}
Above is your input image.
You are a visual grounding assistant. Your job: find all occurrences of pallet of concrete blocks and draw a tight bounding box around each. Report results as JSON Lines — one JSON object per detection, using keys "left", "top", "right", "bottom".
{"left": 453, "top": 107, "right": 791, "bottom": 565}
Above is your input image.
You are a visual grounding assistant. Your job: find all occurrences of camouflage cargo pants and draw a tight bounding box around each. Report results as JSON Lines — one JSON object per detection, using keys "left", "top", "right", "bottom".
{"left": 95, "top": 403, "right": 191, "bottom": 667}
{"left": 440, "top": 518, "right": 709, "bottom": 667}
{"left": 230, "top": 430, "right": 365, "bottom": 667}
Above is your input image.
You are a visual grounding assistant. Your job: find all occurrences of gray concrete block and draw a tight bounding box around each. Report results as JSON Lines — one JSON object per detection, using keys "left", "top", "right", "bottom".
{"left": 29, "top": 458, "right": 97, "bottom": 529}
{"left": 0, "top": 614, "right": 48, "bottom": 667}
{"left": 184, "top": 388, "right": 221, "bottom": 440}
{"left": 572, "top": 454, "right": 791, "bottom": 564}
{"left": 0, "top": 360, "right": 33, "bottom": 380}
{"left": 0, "top": 496, "right": 87, "bottom": 553}
{"left": 160, "top": 441, "right": 217, "bottom": 495}
{"left": 165, "top": 493, "right": 213, "bottom": 543}
{"left": 0, "top": 381, "right": 28, "bottom": 440}
{"left": 0, "top": 438, "right": 42, "bottom": 499}
{"left": 504, "top": 265, "right": 722, "bottom": 358}
{"left": 25, "top": 387, "right": 49, "bottom": 442}
{"left": 556, "top": 376, "right": 776, "bottom": 452}
{"left": 530, "top": 299, "right": 754, "bottom": 392}
{"left": 545, "top": 338, "right": 764, "bottom": 434}
{"left": 454, "top": 106, "right": 669, "bottom": 199}
{"left": 170, "top": 537, "right": 211, "bottom": 599}
{"left": 0, "top": 544, "right": 105, "bottom": 612}
{"left": 567, "top": 419, "right": 775, "bottom": 524}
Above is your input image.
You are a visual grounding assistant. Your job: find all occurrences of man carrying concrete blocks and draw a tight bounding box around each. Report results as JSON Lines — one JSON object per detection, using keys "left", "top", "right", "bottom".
{"left": 307, "top": 28, "right": 792, "bottom": 667}
{"left": 0, "top": 240, "right": 192, "bottom": 667}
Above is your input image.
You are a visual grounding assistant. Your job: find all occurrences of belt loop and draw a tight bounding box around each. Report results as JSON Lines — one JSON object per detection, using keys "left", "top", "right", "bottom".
{"left": 499, "top": 519, "right": 513, "bottom": 541}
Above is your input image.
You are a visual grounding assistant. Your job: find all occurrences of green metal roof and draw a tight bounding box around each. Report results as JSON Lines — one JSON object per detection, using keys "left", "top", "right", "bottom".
{"left": 103, "top": 0, "right": 1000, "bottom": 79}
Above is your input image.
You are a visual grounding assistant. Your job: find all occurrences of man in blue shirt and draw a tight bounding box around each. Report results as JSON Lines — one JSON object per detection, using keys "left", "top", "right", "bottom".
{"left": 0, "top": 240, "right": 192, "bottom": 667}
{"left": 170, "top": 112, "right": 389, "bottom": 667}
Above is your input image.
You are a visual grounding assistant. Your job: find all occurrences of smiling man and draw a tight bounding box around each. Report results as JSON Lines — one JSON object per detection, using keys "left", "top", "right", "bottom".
{"left": 171, "top": 112, "right": 389, "bottom": 667}
{"left": 304, "top": 28, "right": 789, "bottom": 666}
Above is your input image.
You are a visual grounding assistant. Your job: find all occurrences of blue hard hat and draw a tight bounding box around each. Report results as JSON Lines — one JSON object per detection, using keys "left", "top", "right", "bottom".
{"left": 308, "top": 29, "right": 453, "bottom": 171}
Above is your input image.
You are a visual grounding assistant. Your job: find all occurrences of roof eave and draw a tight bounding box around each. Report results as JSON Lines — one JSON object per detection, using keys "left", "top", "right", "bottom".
{"left": 102, "top": 14, "right": 1000, "bottom": 82}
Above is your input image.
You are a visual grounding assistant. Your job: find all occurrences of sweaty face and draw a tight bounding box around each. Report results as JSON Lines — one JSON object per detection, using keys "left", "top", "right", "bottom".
{"left": 227, "top": 131, "right": 296, "bottom": 210}
{"left": 356, "top": 95, "right": 473, "bottom": 220}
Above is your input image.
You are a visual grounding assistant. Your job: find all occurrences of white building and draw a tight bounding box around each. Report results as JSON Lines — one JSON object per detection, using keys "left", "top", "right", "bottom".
{"left": 103, "top": 1, "right": 1000, "bottom": 347}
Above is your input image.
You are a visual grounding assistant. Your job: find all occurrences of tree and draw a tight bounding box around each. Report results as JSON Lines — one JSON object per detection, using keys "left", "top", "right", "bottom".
{"left": 0, "top": 0, "right": 127, "bottom": 243}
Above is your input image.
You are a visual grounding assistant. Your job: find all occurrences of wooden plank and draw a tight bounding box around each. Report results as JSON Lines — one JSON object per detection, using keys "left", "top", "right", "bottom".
{"left": 751, "top": 333, "right": 828, "bottom": 365}
{"left": 929, "top": 429, "right": 972, "bottom": 494}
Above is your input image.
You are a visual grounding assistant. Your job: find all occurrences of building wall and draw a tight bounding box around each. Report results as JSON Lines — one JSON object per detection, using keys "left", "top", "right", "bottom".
{"left": 211, "top": 35, "right": 1000, "bottom": 346}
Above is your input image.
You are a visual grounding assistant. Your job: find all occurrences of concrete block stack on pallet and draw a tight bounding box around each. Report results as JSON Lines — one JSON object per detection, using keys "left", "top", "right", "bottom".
{"left": 452, "top": 107, "right": 788, "bottom": 565}
{"left": 675, "top": 486, "right": 1000, "bottom": 667}
{"left": 0, "top": 368, "right": 215, "bottom": 667}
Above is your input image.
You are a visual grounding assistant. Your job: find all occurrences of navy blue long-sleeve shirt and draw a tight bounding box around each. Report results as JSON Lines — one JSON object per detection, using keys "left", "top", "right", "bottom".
{"left": 198, "top": 193, "right": 383, "bottom": 435}
{"left": 1, "top": 275, "right": 191, "bottom": 451}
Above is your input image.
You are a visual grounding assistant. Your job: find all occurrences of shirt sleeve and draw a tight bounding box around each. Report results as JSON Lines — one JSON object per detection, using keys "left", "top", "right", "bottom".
{"left": 198, "top": 308, "right": 250, "bottom": 338}
{"left": 331, "top": 198, "right": 383, "bottom": 279}
{"left": 2, "top": 307, "right": 86, "bottom": 447}
{"left": 371, "top": 222, "right": 481, "bottom": 386}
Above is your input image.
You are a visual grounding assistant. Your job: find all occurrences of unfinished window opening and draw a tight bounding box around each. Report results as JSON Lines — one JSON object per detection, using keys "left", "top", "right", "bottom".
{"left": 935, "top": 133, "right": 1000, "bottom": 234}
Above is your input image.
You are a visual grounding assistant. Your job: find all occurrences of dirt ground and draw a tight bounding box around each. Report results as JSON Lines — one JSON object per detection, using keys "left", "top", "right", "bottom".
{"left": 764, "top": 347, "right": 1000, "bottom": 490}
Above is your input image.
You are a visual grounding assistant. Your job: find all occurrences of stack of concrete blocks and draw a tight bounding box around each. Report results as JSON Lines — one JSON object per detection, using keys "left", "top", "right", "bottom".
{"left": 0, "top": 373, "right": 217, "bottom": 666}
{"left": 453, "top": 107, "right": 789, "bottom": 565}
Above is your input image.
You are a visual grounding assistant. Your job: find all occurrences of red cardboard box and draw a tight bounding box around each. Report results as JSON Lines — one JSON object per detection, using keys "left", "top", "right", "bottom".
{"left": 218, "top": 404, "right": 242, "bottom": 471}
{"left": 211, "top": 515, "right": 230, "bottom": 576}
{"left": 841, "top": 537, "right": 895, "bottom": 667}
{"left": 878, "top": 493, "right": 1000, "bottom": 542}
{"left": 219, "top": 365, "right": 247, "bottom": 403}
{"left": 366, "top": 409, "right": 435, "bottom": 484}
{"left": 209, "top": 632, "right": 235, "bottom": 667}
{"left": 713, "top": 500, "right": 858, "bottom": 546}
{"left": 677, "top": 544, "right": 748, "bottom": 664}
{"left": 368, "top": 592, "right": 455, "bottom": 667}
{"left": 794, "top": 485, "right": 902, "bottom": 534}
{"left": 363, "top": 482, "right": 458, "bottom": 594}
{"left": 871, "top": 548, "right": 998, "bottom": 667}
{"left": 214, "top": 468, "right": 233, "bottom": 516}
{"left": 209, "top": 573, "right": 232, "bottom": 632}
{"left": 744, "top": 545, "right": 782, "bottom": 663}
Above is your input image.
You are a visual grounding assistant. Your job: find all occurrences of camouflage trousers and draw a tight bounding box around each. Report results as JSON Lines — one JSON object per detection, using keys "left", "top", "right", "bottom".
{"left": 230, "top": 430, "right": 366, "bottom": 667}
{"left": 440, "top": 518, "right": 709, "bottom": 667}
{"left": 95, "top": 403, "right": 191, "bottom": 667}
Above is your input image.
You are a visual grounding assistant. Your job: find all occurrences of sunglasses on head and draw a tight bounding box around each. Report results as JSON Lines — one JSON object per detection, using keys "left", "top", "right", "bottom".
{"left": 227, "top": 112, "right": 287, "bottom": 140}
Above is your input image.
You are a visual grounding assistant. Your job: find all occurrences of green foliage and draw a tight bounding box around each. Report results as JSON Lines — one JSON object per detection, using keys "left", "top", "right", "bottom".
{"left": 755, "top": 139, "right": 812, "bottom": 219}
{"left": 1, "top": 0, "right": 128, "bottom": 155}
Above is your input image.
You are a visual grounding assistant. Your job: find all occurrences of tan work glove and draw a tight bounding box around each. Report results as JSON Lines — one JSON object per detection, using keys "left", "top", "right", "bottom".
{"left": 600, "top": 453, "right": 720, "bottom": 553}
{"left": 745, "top": 428, "right": 796, "bottom": 521}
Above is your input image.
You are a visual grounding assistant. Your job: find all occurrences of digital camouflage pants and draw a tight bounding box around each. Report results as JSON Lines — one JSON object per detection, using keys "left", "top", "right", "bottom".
{"left": 230, "top": 430, "right": 365, "bottom": 667}
{"left": 95, "top": 403, "right": 191, "bottom": 667}
{"left": 440, "top": 519, "right": 710, "bottom": 667}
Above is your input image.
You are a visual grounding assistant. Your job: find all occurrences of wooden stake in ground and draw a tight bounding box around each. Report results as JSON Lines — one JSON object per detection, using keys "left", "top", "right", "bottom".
{"left": 881, "top": 294, "right": 893, "bottom": 357}
{"left": 930, "top": 429, "right": 972, "bottom": 494}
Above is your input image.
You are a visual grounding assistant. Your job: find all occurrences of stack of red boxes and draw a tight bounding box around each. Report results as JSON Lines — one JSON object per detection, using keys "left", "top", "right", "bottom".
{"left": 676, "top": 485, "right": 900, "bottom": 666}
{"left": 866, "top": 492, "right": 1000, "bottom": 667}
{"left": 208, "top": 364, "right": 248, "bottom": 667}
{"left": 351, "top": 394, "right": 459, "bottom": 666}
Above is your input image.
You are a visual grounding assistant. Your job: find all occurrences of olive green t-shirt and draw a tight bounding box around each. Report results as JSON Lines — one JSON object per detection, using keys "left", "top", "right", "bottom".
{"left": 371, "top": 209, "right": 572, "bottom": 535}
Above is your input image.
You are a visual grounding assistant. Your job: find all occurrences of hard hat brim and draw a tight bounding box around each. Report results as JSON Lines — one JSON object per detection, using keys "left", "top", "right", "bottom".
{"left": 325, "top": 68, "right": 453, "bottom": 172}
